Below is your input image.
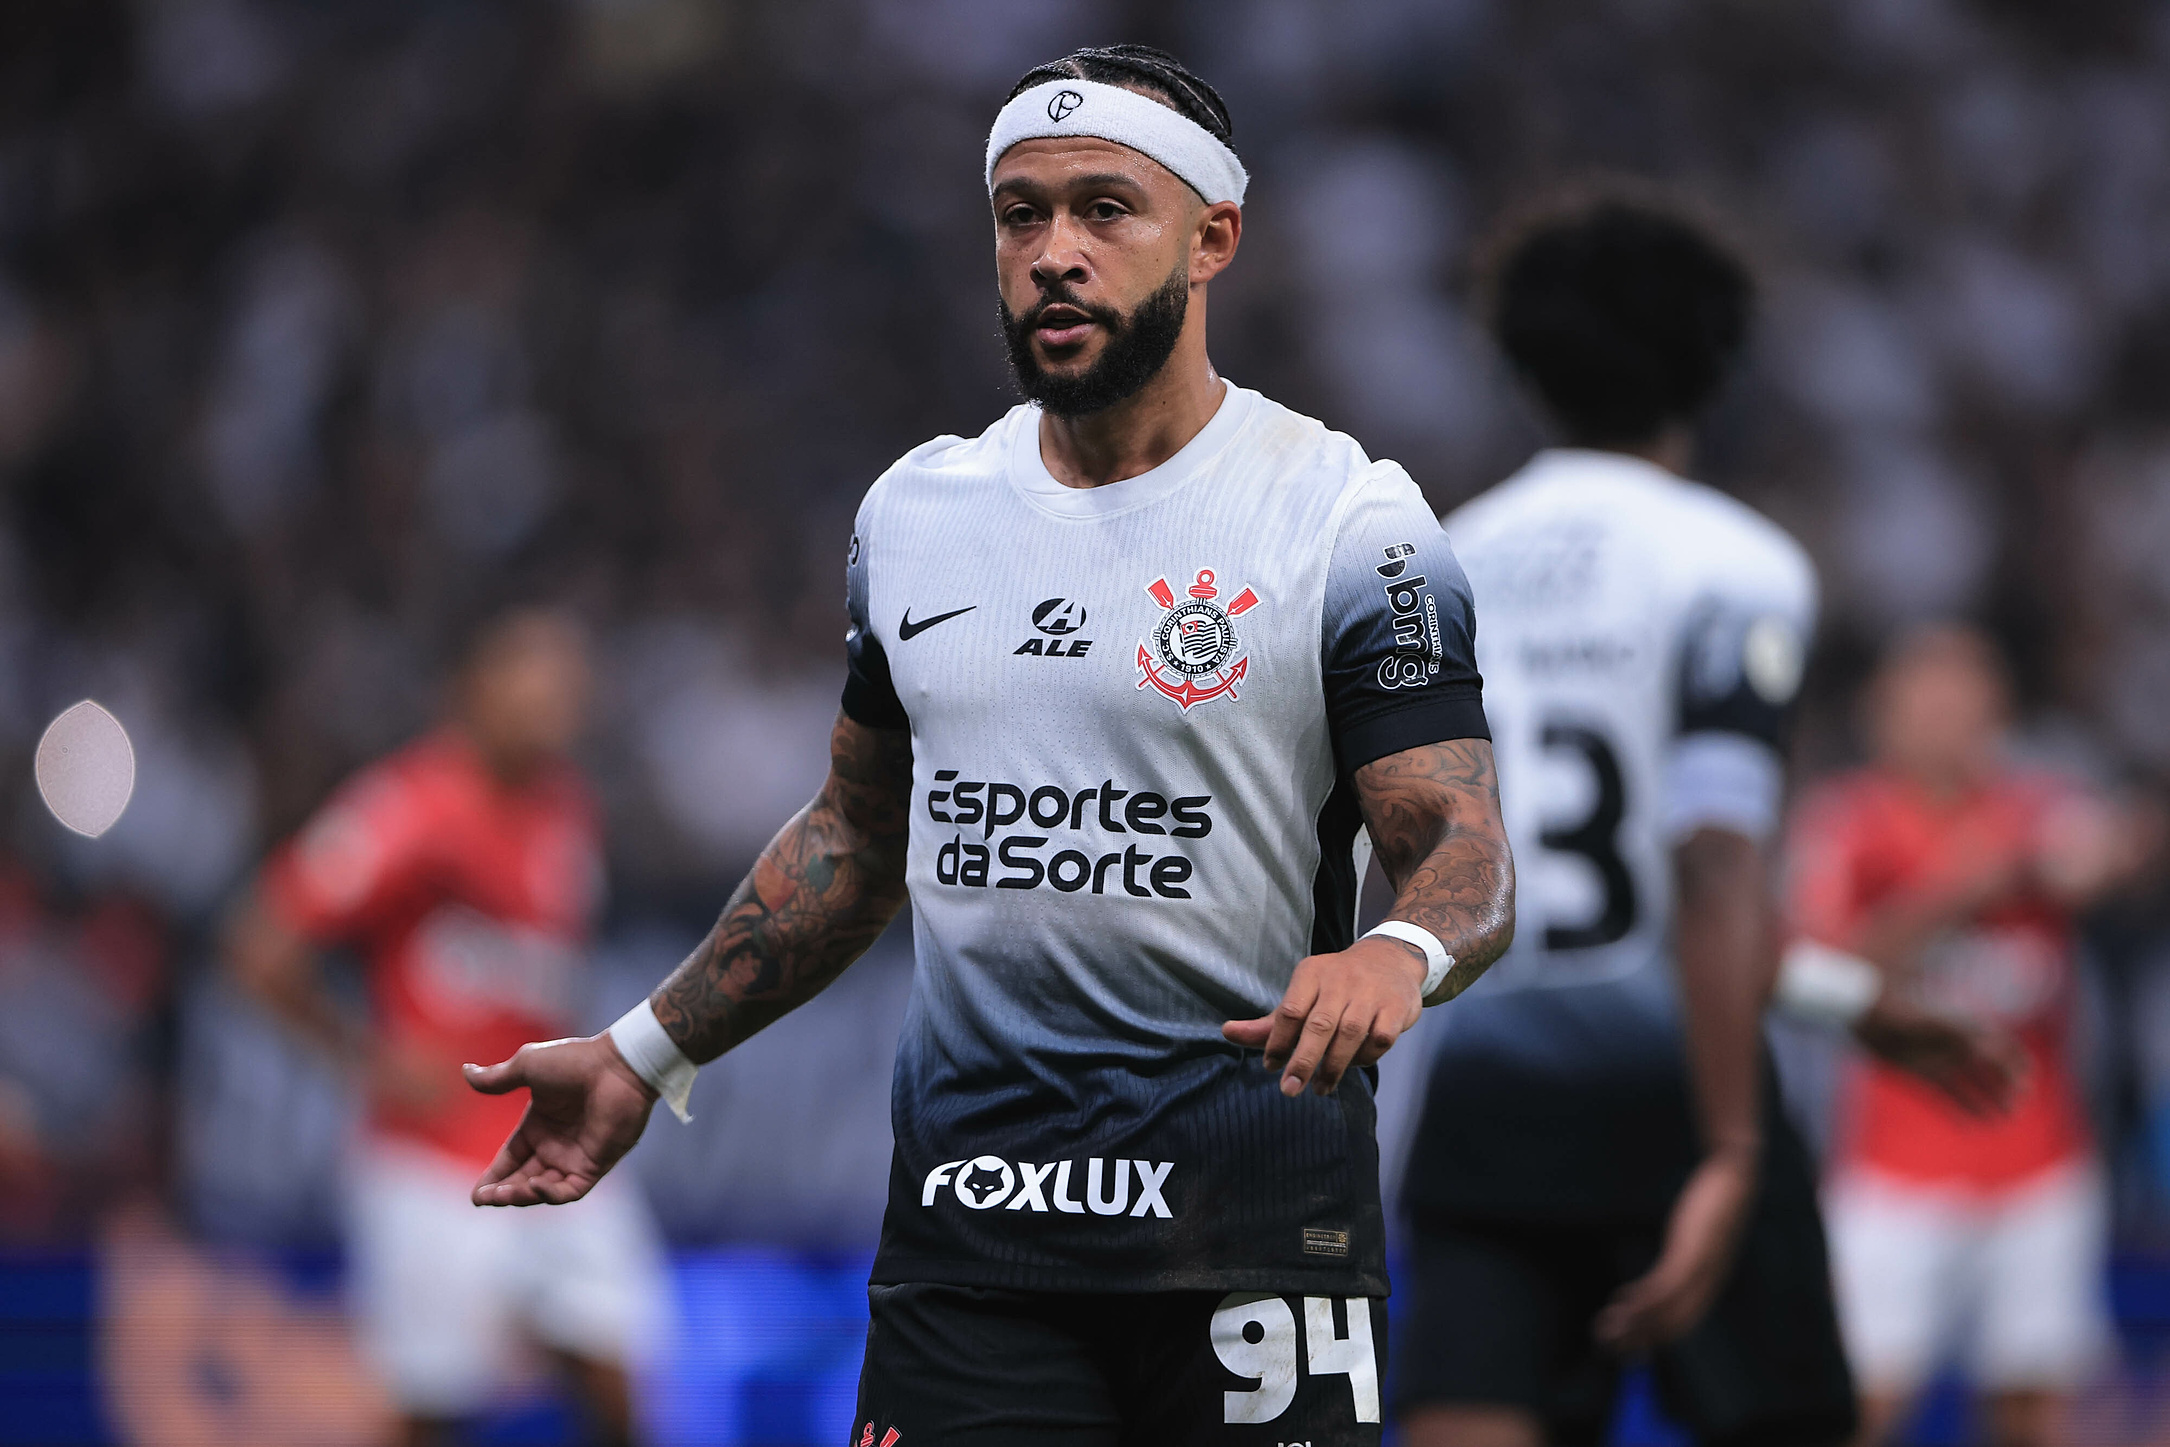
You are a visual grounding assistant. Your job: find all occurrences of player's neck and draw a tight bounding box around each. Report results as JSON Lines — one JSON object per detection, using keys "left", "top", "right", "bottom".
{"left": 1596, "top": 424, "right": 1695, "bottom": 478}
{"left": 1037, "top": 327, "right": 1225, "bottom": 490}
{"left": 1894, "top": 753, "right": 1993, "bottom": 803}
{"left": 451, "top": 721, "right": 548, "bottom": 791}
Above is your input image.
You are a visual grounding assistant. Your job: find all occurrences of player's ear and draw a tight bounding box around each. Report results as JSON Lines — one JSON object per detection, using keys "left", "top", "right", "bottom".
{"left": 1191, "top": 201, "right": 1241, "bottom": 284}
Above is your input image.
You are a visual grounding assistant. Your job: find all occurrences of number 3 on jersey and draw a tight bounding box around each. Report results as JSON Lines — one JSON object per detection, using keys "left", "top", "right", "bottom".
{"left": 1210, "top": 1293, "right": 1380, "bottom": 1426}
{"left": 1538, "top": 720, "right": 1638, "bottom": 951}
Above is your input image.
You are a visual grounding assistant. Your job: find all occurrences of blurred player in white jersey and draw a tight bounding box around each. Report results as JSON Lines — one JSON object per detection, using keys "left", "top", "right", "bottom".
{"left": 1393, "top": 194, "right": 2019, "bottom": 1447}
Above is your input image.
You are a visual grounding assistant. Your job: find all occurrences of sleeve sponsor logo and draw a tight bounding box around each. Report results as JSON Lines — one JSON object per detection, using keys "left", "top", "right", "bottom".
{"left": 1374, "top": 543, "right": 1444, "bottom": 691}
{"left": 1682, "top": 601, "right": 1805, "bottom": 719}
{"left": 1138, "top": 568, "right": 1260, "bottom": 711}
{"left": 921, "top": 1156, "right": 1174, "bottom": 1217}
{"left": 925, "top": 769, "right": 1211, "bottom": 898}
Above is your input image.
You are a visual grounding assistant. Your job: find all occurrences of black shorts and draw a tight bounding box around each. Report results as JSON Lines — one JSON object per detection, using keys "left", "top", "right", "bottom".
{"left": 854, "top": 1283, "right": 1387, "bottom": 1446}
{"left": 1394, "top": 1124, "right": 1855, "bottom": 1447}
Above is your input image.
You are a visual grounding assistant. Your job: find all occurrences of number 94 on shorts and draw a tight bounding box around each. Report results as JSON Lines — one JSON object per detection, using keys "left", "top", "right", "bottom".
{"left": 854, "top": 1283, "right": 1386, "bottom": 1445}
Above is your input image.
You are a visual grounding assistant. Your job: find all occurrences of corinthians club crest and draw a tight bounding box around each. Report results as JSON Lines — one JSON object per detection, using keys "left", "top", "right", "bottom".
{"left": 1137, "top": 568, "right": 1260, "bottom": 711}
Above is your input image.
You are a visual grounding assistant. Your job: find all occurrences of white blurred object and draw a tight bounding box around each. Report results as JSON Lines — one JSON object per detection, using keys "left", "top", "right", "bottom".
{"left": 35, "top": 700, "right": 136, "bottom": 838}
{"left": 1775, "top": 940, "right": 1886, "bottom": 1028}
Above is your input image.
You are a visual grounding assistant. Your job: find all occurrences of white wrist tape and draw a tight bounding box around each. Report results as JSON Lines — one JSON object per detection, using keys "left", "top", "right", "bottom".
{"left": 608, "top": 998, "right": 698, "bottom": 1123}
{"left": 1774, "top": 940, "right": 1884, "bottom": 1029}
{"left": 987, "top": 79, "right": 1249, "bottom": 205}
{"left": 1364, "top": 920, "right": 1455, "bottom": 1000}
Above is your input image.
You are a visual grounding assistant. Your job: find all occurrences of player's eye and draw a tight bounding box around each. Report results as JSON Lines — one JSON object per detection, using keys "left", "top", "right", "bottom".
{"left": 1000, "top": 204, "right": 1042, "bottom": 228}
{"left": 1086, "top": 200, "right": 1126, "bottom": 221}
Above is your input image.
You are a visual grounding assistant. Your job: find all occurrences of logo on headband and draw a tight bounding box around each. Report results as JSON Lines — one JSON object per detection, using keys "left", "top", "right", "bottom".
{"left": 1048, "top": 89, "right": 1083, "bottom": 122}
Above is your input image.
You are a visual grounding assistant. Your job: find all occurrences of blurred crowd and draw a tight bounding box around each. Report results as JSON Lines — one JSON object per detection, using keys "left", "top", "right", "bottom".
{"left": 3, "top": 0, "right": 2170, "bottom": 1266}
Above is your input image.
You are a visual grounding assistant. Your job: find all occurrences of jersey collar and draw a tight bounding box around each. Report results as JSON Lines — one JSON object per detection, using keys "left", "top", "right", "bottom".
{"left": 1522, "top": 447, "right": 1686, "bottom": 490}
{"left": 1007, "top": 379, "right": 1254, "bottom": 520}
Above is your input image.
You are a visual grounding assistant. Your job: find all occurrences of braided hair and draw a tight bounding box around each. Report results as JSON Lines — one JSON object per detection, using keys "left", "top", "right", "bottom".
{"left": 1007, "top": 44, "right": 1234, "bottom": 143}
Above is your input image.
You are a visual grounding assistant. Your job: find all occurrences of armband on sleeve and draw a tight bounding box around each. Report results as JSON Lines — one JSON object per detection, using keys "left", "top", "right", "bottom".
{"left": 1664, "top": 733, "right": 1786, "bottom": 844}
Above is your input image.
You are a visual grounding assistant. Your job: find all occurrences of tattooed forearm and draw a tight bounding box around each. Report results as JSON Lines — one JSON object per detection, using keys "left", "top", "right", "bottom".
{"left": 651, "top": 713, "right": 913, "bottom": 1062}
{"left": 1354, "top": 736, "right": 1516, "bottom": 1003}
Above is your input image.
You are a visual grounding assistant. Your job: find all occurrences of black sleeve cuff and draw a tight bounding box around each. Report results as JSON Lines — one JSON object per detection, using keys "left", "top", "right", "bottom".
{"left": 1679, "top": 681, "right": 1792, "bottom": 752}
{"left": 842, "top": 674, "right": 908, "bottom": 729}
{"left": 842, "top": 627, "right": 910, "bottom": 730}
{"left": 1334, "top": 685, "right": 1490, "bottom": 775}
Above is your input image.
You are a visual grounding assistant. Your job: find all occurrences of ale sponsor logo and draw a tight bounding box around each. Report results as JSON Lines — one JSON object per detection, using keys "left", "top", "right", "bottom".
{"left": 1014, "top": 596, "right": 1095, "bottom": 658}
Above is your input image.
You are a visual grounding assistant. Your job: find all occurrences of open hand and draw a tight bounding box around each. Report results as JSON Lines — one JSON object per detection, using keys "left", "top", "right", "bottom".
{"left": 1851, "top": 995, "right": 2028, "bottom": 1117}
{"left": 1595, "top": 1149, "right": 1756, "bottom": 1355}
{"left": 1221, "top": 936, "right": 1425, "bottom": 1097}
{"left": 464, "top": 1034, "right": 658, "bottom": 1206}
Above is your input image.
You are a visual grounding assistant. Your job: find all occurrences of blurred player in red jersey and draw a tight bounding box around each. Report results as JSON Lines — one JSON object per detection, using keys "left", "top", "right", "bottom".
{"left": 227, "top": 608, "right": 665, "bottom": 1447}
{"left": 1787, "top": 624, "right": 2136, "bottom": 1447}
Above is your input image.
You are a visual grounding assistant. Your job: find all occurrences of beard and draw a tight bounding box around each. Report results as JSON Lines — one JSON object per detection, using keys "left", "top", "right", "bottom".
{"left": 999, "top": 260, "right": 1190, "bottom": 419}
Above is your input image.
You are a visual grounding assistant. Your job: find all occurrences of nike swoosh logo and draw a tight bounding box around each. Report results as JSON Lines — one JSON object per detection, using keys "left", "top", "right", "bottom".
{"left": 897, "top": 605, "right": 976, "bottom": 640}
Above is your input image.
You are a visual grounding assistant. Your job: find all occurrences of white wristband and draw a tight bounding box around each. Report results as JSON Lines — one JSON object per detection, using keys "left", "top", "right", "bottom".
{"left": 1773, "top": 940, "right": 1885, "bottom": 1029}
{"left": 608, "top": 998, "right": 698, "bottom": 1123}
{"left": 1363, "top": 920, "right": 1455, "bottom": 1001}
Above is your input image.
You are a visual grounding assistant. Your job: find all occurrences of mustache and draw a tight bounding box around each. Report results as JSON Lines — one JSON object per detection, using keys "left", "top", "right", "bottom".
{"left": 1008, "top": 283, "right": 1128, "bottom": 336}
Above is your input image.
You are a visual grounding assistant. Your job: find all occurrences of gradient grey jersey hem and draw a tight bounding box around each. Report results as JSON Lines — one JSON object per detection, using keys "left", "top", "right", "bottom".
{"left": 867, "top": 1256, "right": 1393, "bottom": 1298}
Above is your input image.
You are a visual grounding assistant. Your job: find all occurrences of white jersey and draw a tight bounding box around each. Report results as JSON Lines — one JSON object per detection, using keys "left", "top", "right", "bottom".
{"left": 1405, "top": 449, "right": 1816, "bottom": 1220}
{"left": 842, "top": 382, "right": 1487, "bottom": 1293}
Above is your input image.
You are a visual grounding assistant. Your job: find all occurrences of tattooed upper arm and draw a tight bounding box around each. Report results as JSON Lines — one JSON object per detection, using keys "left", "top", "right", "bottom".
{"left": 822, "top": 713, "right": 916, "bottom": 874}
{"left": 1353, "top": 737, "right": 1516, "bottom": 1000}
{"left": 652, "top": 713, "right": 914, "bottom": 1062}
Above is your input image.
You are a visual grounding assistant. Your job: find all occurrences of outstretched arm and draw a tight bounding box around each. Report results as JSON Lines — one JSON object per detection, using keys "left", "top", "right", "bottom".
{"left": 227, "top": 893, "right": 455, "bottom": 1117}
{"left": 651, "top": 713, "right": 914, "bottom": 1060}
{"left": 1223, "top": 736, "right": 1515, "bottom": 1097}
{"left": 467, "top": 713, "right": 913, "bottom": 1205}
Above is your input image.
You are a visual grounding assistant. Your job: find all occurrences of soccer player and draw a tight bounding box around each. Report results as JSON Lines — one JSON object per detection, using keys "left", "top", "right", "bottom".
{"left": 459, "top": 44, "right": 1515, "bottom": 1446}
{"left": 1790, "top": 624, "right": 2132, "bottom": 1447}
{"left": 227, "top": 608, "right": 664, "bottom": 1447}
{"left": 1392, "top": 195, "right": 2016, "bottom": 1447}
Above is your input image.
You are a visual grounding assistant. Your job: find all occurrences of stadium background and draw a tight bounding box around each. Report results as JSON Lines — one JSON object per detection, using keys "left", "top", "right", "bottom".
{"left": 4, "top": 0, "right": 2170, "bottom": 1442}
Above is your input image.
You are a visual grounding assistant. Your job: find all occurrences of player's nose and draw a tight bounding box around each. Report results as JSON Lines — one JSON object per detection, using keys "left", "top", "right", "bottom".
{"left": 1029, "top": 234, "right": 1090, "bottom": 289}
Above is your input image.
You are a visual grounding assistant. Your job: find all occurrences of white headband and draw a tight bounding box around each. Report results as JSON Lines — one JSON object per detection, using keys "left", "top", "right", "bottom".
{"left": 985, "top": 79, "right": 1248, "bottom": 207}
